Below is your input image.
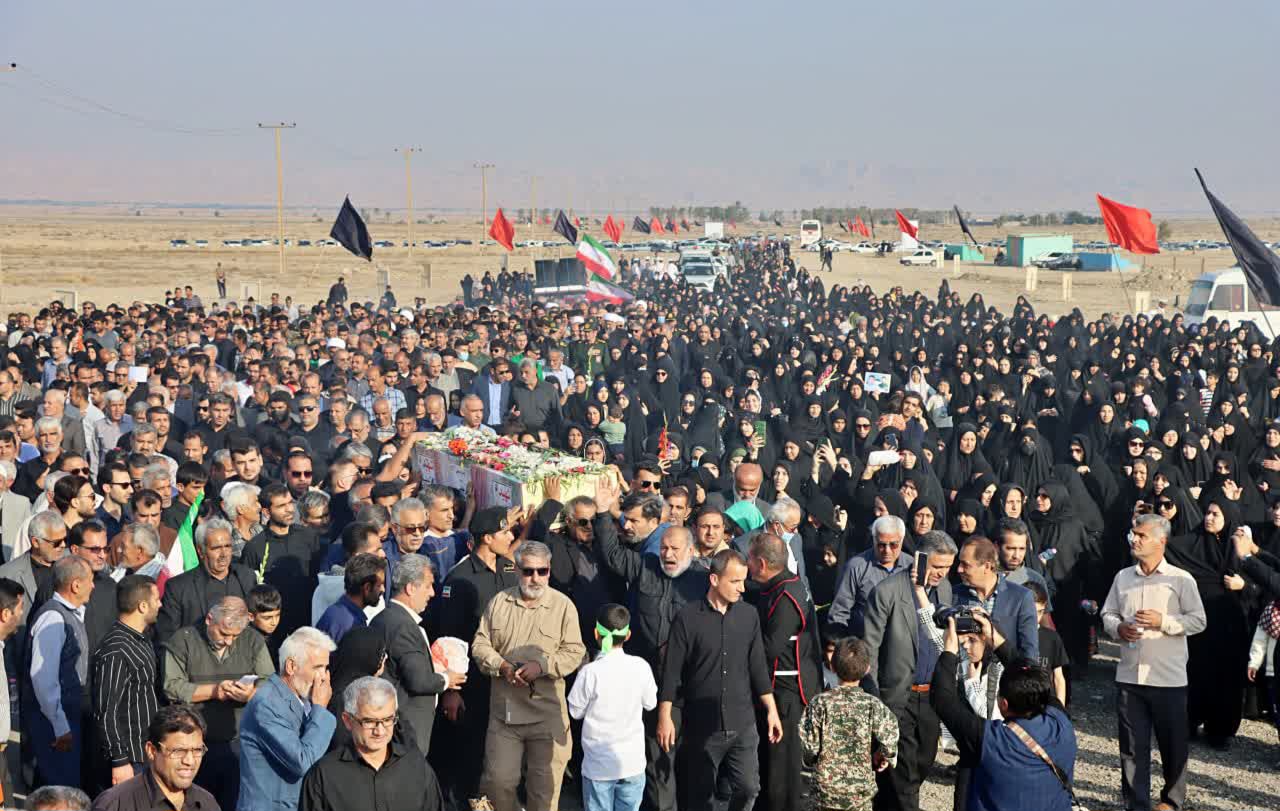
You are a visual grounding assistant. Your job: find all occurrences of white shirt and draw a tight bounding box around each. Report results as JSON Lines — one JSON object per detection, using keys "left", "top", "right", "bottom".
{"left": 1102, "top": 557, "right": 1207, "bottom": 687}
{"left": 567, "top": 649, "right": 657, "bottom": 780}
{"left": 30, "top": 593, "right": 86, "bottom": 736}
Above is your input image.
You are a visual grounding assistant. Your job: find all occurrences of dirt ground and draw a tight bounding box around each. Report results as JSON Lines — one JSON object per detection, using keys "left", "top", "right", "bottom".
{"left": 2, "top": 207, "right": 1276, "bottom": 320}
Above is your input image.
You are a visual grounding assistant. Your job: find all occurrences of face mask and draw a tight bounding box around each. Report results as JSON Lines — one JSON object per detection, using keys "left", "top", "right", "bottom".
{"left": 458, "top": 351, "right": 469, "bottom": 361}
{"left": 781, "top": 530, "right": 796, "bottom": 545}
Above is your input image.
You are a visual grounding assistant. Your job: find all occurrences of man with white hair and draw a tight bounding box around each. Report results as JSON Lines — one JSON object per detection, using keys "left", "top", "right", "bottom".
{"left": 15, "top": 416, "right": 65, "bottom": 500}
{"left": 238, "top": 626, "right": 338, "bottom": 811}
{"left": 732, "top": 495, "right": 808, "bottom": 590}
{"left": 0, "top": 510, "right": 67, "bottom": 662}
{"left": 155, "top": 518, "right": 257, "bottom": 644}
{"left": 300, "top": 676, "right": 445, "bottom": 811}
{"left": 222, "top": 482, "right": 262, "bottom": 559}
{"left": 92, "top": 390, "right": 134, "bottom": 479}
{"left": 473, "top": 540, "right": 586, "bottom": 811}
{"left": 42, "top": 389, "right": 87, "bottom": 458}
{"left": 0, "top": 459, "right": 32, "bottom": 562}
{"left": 827, "top": 514, "right": 911, "bottom": 638}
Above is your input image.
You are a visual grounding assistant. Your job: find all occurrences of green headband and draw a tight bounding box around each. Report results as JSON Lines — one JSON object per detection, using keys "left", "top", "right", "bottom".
{"left": 596, "top": 622, "right": 630, "bottom": 654}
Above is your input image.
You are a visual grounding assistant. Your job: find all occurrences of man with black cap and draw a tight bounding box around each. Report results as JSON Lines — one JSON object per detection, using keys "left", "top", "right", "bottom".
{"left": 427, "top": 507, "right": 520, "bottom": 810}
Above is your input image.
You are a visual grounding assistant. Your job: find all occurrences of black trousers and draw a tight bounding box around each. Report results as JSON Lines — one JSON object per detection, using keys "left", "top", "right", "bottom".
{"left": 759, "top": 690, "right": 804, "bottom": 811}
{"left": 873, "top": 691, "right": 940, "bottom": 811}
{"left": 679, "top": 728, "right": 760, "bottom": 811}
{"left": 641, "top": 704, "right": 681, "bottom": 811}
{"left": 1118, "top": 683, "right": 1188, "bottom": 811}
{"left": 429, "top": 679, "right": 492, "bottom": 801}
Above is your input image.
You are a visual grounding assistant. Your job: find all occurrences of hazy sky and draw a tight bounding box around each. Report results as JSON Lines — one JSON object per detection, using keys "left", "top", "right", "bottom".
{"left": 4, "top": 1, "right": 1279, "bottom": 214}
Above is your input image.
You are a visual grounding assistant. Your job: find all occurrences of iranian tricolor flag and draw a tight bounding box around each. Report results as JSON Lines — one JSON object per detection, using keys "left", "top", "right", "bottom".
{"left": 586, "top": 276, "right": 634, "bottom": 304}
{"left": 576, "top": 234, "right": 617, "bottom": 281}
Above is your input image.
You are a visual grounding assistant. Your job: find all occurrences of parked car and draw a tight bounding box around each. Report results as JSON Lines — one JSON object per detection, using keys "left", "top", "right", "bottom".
{"left": 1044, "top": 253, "right": 1083, "bottom": 270}
{"left": 1032, "top": 251, "right": 1068, "bottom": 268}
{"left": 900, "top": 249, "right": 940, "bottom": 267}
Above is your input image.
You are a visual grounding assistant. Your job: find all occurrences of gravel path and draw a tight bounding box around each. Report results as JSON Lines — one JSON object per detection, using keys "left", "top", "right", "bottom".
{"left": 920, "top": 640, "right": 1280, "bottom": 811}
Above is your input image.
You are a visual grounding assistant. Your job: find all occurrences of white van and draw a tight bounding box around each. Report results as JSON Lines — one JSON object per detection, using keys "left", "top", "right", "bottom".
{"left": 1183, "top": 266, "right": 1280, "bottom": 339}
{"left": 681, "top": 249, "right": 724, "bottom": 291}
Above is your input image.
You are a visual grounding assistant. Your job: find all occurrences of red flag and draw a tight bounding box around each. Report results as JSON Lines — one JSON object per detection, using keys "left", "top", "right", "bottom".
{"left": 574, "top": 216, "right": 581, "bottom": 228}
{"left": 667, "top": 219, "right": 678, "bottom": 234}
{"left": 729, "top": 220, "right": 737, "bottom": 230}
{"left": 855, "top": 216, "right": 870, "bottom": 238}
{"left": 658, "top": 421, "right": 670, "bottom": 461}
{"left": 542, "top": 215, "right": 551, "bottom": 225}
{"left": 895, "top": 210, "right": 918, "bottom": 239}
{"left": 651, "top": 217, "right": 665, "bottom": 234}
{"left": 1096, "top": 194, "right": 1160, "bottom": 254}
{"left": 488, "top": 207, "right": 515, "bottom": 251}
{"left": 603, "top": 215, "right": 622, "bottom": 243}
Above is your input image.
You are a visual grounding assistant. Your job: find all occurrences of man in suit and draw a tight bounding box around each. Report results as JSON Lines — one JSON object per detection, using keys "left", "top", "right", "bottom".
{"left": 155, "top": 518, "right": 257, "bottom": 645}
{"left": 42, "top": 390, "right": 88, "bottom": 460}
{"left": 0, "top": 510, "right": 67, "bottom": 666}
{"left": 469, "top": 359, "right": 512, "bottom": 428}
{"left": 0, "top": 460, "right": 32, "bottom": 563}
{"left": 862, "top": 530, "right": 956, "bottom": 811}
{"left": 369, "top": 552, "right": 466, "bottom": 754}
{"left": 953, "top": 535, "right": 1039, "bottom": 661}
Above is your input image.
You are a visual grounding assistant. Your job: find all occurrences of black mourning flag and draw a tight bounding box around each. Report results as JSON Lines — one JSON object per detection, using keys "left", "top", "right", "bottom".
{"left": 330, "top": 196, "right": 372, "bottom": 261}
{"left": 632, "top": 216, "right": 651, "bottom": 234}
{"left": 773, "top": 218, "right": 783, "bottom": 227}
{"left": 1197, "top": 168, "right": 1280, "bottom": 307}
{"left": 954, "top": 205, "right": 979, "bottom": 246}
{"left": 553, "top": 210, "right": 578, "bottom": 245}
{"left": 838, "top": 222, "right": 848, "bottom": 232}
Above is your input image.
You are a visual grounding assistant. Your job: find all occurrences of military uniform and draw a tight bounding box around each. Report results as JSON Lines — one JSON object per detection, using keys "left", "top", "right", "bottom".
{"left": 426, "top": 552, "right": 520, "bottom": 804}
{"left": 798, "top": 685, "right": 899, "bottom": 811}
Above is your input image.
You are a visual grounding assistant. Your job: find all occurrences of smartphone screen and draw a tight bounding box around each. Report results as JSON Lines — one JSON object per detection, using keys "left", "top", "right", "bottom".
{"left": 753, "top": 421, "right": 768, "bottom": 445}
{"left": 914, "top": 552, "right": 930, "bottom": 587}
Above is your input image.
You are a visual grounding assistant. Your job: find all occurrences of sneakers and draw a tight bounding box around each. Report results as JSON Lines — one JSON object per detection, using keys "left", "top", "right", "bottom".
{"left": 468, "top": 798, "right": 495, "bottom": 811}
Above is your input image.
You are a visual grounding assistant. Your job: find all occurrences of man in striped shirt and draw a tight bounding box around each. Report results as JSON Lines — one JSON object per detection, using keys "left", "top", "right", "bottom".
{"left": 91, "top": 574, "right": 161, "bottom": 790}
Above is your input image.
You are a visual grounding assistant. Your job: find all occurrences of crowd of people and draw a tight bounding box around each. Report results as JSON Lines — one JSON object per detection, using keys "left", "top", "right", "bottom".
{"left": 0, "top": 236, "right": 1279, "bottom": 811}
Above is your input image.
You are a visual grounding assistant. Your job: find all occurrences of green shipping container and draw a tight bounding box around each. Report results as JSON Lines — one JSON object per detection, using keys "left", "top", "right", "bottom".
{"left": 944, "top": 244, "right": 984, "bottom": 262}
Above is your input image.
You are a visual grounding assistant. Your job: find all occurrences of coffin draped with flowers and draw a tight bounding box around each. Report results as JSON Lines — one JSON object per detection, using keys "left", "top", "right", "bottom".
{"left": 412, "top": 426, "right": 611, "bottom": 510}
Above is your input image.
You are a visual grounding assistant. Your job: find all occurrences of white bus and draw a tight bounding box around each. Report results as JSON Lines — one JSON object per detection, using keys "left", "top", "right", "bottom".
{"left": 800, "top": 219, "right": 822, "bottom": 247}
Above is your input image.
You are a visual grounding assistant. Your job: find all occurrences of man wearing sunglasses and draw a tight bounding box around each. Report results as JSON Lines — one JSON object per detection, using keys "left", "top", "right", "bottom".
{"left": 0, "top": 510, "right": 67, "bottom": 671}
{"left": 474, "top": 540, "right": 586, "bottom": 811}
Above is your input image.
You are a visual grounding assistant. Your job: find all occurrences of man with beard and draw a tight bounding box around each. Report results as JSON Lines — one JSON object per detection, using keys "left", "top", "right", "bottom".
{"left": 254, "top": 391, "right": 297, "bottom": 448}
{"left": 594, "top": 479, "right": 708, "bottom": 811}
{"left": 472, "top": 540, "right": 586, "bottom": 811}
{"left": 237, "top": 627, "right": 337, "bottom": 811}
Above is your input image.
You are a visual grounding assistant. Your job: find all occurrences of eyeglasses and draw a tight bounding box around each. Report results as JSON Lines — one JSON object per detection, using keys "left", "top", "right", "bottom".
{"left": 1156, "top": 501, "right": 1175, "bottom": 511}
{"left": 40, "top": 536, "right": 67, "bottom": 548}
{"left": 397, "top": 524, "right": 426, "bottom": 535}
{"left": 289, "top": 470, "right": 313, "bottom": 478}
{"left": 111, "top": 480, "right": 134, "bottom": 489}
{"left": 572, "top": 518, "right": 592, "bottom": 528}
{"left": 65, "top": 467, "right": 89, "bottom": 476}
{"left": 855, "top": 423, "right": 872, "bottom": 430}
{"left": 635, "top": 479, "right": 658, "bottom": 489}
{"left": 521, "top": 566, "right": 550, "bottom": 577}
{"left": 299, "top": 406, "right": 318, "bottom": 413}
{"left": 158, "top": 744, "right": 208, "bottom": 761}
{"left": 353, "top": 713, "right": 398, "bottom": 731}
{"left": 76, "top": 545, "right": 108, "bottom": 555}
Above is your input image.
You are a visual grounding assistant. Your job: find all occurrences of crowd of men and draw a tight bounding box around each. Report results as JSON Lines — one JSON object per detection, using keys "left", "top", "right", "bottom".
{"left": 0, "top": 235, "right": 1279, "bottom": 811}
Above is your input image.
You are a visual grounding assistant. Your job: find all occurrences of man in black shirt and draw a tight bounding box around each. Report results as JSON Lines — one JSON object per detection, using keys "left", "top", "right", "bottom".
{"left": 426, "top": 507, "right": 520, "bottom": 807}
{"left": 299, "top": 675, "right": 442, "bottom": 811}
{"left": 91, "top": 574, "right": 160, "bottom": 788}
{"left": 156, "top": 518, "right": 257, "bottom": 644}
{"left": 240, "top": 483, "right": 324, "bottom": 638}
{"left": 90, "top": 704, "right": 219, "bottom": 811}
{"left": 658, "top": 548, "right": 782, "bottom": 811}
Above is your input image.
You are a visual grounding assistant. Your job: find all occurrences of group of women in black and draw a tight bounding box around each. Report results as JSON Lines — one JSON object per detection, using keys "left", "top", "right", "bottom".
{"left": 469, "top": 238, "right": 1280, "bottom": 749}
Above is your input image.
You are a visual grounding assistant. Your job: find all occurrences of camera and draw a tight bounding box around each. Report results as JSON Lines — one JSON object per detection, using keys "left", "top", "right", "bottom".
{"left": 934, "top": 605, "right": 982, "bottom": 636}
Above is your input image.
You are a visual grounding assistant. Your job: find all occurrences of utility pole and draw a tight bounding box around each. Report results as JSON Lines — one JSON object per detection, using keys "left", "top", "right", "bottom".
{"left": 474, "top": 162, "right": 494, "bottom": 243}
{"left": 1, "top": 65, "right": 17, "bottom": 311}
{"left": 396, "top": 147, "right": 421, "bottom": 259}
{"left": 530, "top": 175, "right": 539, "bottom": 226}
{"left": 258, "top": 122, "right": 295, "bottom": 276}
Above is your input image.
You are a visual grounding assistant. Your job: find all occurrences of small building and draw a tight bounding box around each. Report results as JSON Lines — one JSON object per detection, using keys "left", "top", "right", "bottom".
{"left": 1005, "top": 234, "right": 1073, "bottom": 267}
{"left": 944, "top": 244, "right": 984, "bottom": 262}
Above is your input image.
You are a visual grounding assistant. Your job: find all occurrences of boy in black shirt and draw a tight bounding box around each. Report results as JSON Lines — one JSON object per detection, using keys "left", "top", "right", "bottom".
{"left": 1028, "top": 582, "right": 1068, "bottom": 707}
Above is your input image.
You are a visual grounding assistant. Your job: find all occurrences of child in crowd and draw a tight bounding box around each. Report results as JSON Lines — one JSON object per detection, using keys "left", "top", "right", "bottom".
{"left": 600, "top": 405, "right": 627, "bottom": 459}
{"left": 1248, "top": 598, "right": 1279, "bottom": 743}
{"left": 1028, "top": 582, "right": 1069, "bottom": 707}
{"left": 248, "top": 583, "right": 283, "bottom": 667}
{"left": 799, "top": 638, "right": 898, "bottom": 811}
{"left": 567, "top": 604, "right": 657, "bottom": 811}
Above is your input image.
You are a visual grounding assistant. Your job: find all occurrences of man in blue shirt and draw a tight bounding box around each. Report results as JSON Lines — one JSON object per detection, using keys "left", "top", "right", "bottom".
{"left": 315, "top": 553, "right": 385, "bottom": 644}
{"left": 620, "top": 492, "right": 667, "bottom": 557}
{"left": 828, "top": 515, "right": 911, "bottom": 638}
{"left": 384, "top": 488, "right": 470, "bottom": 581}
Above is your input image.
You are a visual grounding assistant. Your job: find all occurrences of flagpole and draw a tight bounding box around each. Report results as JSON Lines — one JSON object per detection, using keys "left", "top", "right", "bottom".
{"left": 397, "top": 147, "right": 421, "bottom": 261}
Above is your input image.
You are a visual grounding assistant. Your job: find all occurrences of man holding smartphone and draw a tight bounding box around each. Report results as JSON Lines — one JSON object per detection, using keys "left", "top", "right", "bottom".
{"left": 862, "top": 531, "right": 957, "bottom": 811}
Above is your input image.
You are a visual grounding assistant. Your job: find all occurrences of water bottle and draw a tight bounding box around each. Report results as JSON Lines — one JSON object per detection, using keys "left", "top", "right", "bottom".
{"left": 1038, "top": 548, "right": 1057, "bottom": 565}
